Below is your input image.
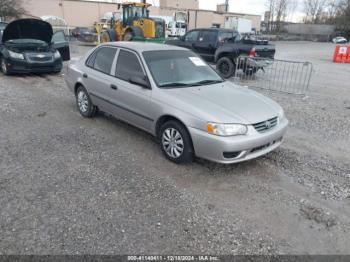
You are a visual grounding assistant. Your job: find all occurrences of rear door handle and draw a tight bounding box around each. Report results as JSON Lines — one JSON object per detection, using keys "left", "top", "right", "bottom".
{"left": 83, "top": 73, "right": 88, "bottom": 78}
{"left": 110, "top": 84, "right": 118, "bottom": 90}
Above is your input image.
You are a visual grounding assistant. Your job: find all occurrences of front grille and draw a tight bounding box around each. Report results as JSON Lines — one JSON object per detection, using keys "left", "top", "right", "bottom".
{"left": 250, "top": 137, "right": 283, "bottom": 153}
{"left": 253, "top": 116, "right": 278, "bottom": 133}
{"left": 26, "top": 53, "right": 53, "bottom": 63}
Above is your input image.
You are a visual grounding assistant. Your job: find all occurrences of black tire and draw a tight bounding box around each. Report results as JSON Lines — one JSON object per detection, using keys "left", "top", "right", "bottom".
{"left": 159, "top": 120, "right": 194, "bottom": 164}
{"left": 0, "top": 57, "right": 10, "bottom": 75}
{"left": 75, "top": 86, "right": 97, "bottom": 118}
{"left": 106, "top": 29, "right": 117, "bottom": 42}
{"left": 217, "top": 57, "right": 235, "bottom": 79}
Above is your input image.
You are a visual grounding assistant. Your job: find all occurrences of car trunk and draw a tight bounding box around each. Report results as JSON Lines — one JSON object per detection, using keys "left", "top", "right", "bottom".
{"left": 242, "top": 38, "right": 275, "bottom": 59}
{"left": 255, "top": 44, "right": 275, "bottom": 59}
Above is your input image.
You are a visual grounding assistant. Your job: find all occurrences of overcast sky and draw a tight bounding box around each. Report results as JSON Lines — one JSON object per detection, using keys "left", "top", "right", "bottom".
{"left": 148, "top": 0, "right": 305, "bottom": 22}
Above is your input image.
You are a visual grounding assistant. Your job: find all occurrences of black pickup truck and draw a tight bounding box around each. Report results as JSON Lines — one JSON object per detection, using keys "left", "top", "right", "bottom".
{"left": 165, "top": 28, "right": 275, "bottom": 78}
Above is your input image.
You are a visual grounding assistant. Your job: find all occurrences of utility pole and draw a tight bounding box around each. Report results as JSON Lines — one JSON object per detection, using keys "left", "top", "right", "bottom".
{"left": 225, "top": 0, "right": 229, "bottom": 12}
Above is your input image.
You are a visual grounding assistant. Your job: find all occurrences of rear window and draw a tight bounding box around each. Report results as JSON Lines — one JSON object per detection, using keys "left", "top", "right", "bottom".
{"left": 87, "top": 47, "right": 117, "bottom": 75}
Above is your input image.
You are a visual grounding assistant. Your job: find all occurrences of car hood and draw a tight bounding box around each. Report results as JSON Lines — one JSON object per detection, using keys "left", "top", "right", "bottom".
{"left": 163, "top": 82, "right": 282, "bottom": 124}
{"left": 2, "top": 19, "right": 53, "bottom": 44}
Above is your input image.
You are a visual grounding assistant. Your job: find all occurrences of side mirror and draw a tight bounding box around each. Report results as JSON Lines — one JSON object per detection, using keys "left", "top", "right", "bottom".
{"left": 129, "top": 76, "right": 151, "bottom": 89}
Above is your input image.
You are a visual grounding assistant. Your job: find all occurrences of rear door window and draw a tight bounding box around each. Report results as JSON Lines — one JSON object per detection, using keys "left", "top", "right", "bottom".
{"left": 115, "top": 49, "right": 144, "bottom": 81}
{"left": 185, "top": 30, "right": 200, "bottom": 42}
{"left": 218, "top": 31, "right": 233, "bottom": 42}
{"left": 88, "top": 47, "right": 118, "bottom": 75}
{"left": 199, "top": 30, "right": 217, "bottom": 42}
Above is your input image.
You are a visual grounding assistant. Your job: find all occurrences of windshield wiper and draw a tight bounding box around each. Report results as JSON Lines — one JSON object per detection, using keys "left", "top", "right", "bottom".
{"left": 192, "top": 80, "right": 224, "bottom": 85}
{"left": 159, "top": 80, "right": 223, "bottom": 88}
{"left": 159, "top": 82, "right": 200, "bottom": 88}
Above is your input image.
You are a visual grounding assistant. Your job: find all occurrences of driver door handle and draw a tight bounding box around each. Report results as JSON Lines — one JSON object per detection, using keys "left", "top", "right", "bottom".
{"left": 110, "top": 84, "right": 118, "bottom": 90}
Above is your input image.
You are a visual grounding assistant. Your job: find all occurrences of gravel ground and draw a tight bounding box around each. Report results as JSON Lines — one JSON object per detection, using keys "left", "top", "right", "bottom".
{"left": 0, "top": 41, "right": 349, "bottom": 255}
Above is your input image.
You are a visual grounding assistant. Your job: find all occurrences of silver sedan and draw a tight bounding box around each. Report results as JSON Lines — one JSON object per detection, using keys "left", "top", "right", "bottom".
{"left": 65, "top": 42, "right": 288, "bottom": 164}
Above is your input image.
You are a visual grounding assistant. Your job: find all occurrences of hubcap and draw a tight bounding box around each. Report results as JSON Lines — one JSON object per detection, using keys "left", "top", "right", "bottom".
{"left": 1, "top": 59, "right": 7, "bottom": 74}
{"left": 220, "top": 61, "right": 229, "bottom": 75}
{"left": 77, "top": 91, "right": 89, "bottom": 113}
{"left": 162, "top": 128, "right": 184, "bottom": 159}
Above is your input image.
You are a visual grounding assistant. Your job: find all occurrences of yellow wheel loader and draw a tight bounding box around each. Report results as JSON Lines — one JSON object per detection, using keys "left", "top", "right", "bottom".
{"left": 101, "top": 1, "right": 166, "bottom": 43}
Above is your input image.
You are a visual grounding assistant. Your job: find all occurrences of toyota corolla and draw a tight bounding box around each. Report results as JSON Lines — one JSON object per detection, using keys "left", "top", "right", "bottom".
{"left": 65, "top": 42, "right": 288, "bottom": 164}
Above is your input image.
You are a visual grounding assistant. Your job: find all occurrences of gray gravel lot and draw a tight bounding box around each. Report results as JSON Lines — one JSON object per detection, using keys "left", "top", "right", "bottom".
{"left": 0, "top": 41, "right": 349, "bottom": 255}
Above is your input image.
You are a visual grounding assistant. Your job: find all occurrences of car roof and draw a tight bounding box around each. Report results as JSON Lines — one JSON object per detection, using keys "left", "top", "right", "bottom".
{"left": 101, "top": 42, "right": 188, "bottom": 52}
{"left": 191, "top": 28, "right": 237, "bottom": 33}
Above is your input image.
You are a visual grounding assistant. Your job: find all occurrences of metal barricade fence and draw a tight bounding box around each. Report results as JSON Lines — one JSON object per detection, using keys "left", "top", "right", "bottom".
{"left": 232, "top": 56, "right": 313, "bottom": 95}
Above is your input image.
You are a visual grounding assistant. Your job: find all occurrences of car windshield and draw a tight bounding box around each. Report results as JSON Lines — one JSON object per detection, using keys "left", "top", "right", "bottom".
{"left": 143, "top": 50, "right": 224, "bottom": 88}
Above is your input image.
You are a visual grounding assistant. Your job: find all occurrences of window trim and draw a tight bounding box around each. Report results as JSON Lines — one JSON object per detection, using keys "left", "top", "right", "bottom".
{"left": 184, "top": 30, "right": 200, "bottom": 42}
{"left": 85, "top": 45, "right": 119, "bottom": 76}
{"left": 114, "top": 47, "right": 148, "bottom": 84}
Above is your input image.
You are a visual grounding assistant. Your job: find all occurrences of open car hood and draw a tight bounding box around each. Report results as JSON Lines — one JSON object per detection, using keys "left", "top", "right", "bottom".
{"left": 2, "top": 19, "right": 53, "bottom": 43}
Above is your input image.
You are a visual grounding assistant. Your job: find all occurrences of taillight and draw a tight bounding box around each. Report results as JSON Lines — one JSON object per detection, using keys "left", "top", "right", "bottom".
{"left": 249, "top": 48, "right": 256, "bottom": 57}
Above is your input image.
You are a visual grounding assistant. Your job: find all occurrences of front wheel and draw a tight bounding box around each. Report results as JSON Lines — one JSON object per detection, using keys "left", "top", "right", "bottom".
{"left": 75, "top": 86, "right": 97, "bottom": 118}
{"left": 159, "top": 120, "right": 194, "bottom": 164}
{"left": 217, "top": 57, "right": 235, "bottom": 79}
{"left": 0, "top": 57, "right": 10, "bottom": 75}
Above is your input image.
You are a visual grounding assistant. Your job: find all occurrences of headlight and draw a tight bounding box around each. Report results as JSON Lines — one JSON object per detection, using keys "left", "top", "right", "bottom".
{"left": 54, "top": 50, "right": 61, "bottom": 59}
{"left": 278, "top": 109, "right": 285, "bottom": 121}
{"left": 207, "top": 123, "right": 248, "bottom": 136}
{"left": 8, "top": 50, "right": 24, "bottom": 60}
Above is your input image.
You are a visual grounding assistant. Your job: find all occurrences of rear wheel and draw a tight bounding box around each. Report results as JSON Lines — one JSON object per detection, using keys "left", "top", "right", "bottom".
{"left": 159, "top": 120, "right": 194, "bottom": 164}
{"left": 217, "top": 57, "right": 235, "bottom": 78}
{"left": 0, "top": 57, "right": 10, "bottom": 75}
{"left": 75, "top": 86, "right": 97, "bottom": 118}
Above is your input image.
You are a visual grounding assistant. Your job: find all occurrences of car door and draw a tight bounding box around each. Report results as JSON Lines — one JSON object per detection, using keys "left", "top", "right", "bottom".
{"left": 111, "top": 49, "right": 153, "bottom": 132}
{"left": 180, "top": 30, "right": 200, "bottom": 50}
{"left": 194, "top": 30, "right": 218, "bottom": 62}
{"left": 83, "top": 46, "right": 119, "bottom": 115}
{"left": 52, "top": 30, "right": 70, "bottom": 61}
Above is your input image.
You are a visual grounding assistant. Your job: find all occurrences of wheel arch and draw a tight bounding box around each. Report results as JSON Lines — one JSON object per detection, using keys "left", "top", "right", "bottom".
{"left": 215, "top": 52, "right": 236, "bottom": 64}
{"left": 74, "top": 82, "right": 85, "bottom": 95}
{"left": 155, "top": 114, "right": 195, "bottom": 153}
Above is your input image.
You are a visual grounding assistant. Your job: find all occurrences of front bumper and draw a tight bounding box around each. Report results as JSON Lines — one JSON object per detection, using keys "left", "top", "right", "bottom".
{"left": 189, "top": 118, "right": 288, "bottom": 164}
{"left": 5, "top": 57, "right": 63, "bottom": 73}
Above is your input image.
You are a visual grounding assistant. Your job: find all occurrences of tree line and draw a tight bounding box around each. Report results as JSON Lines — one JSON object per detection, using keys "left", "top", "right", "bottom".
{"left": 0, "top": 0, "right": 25, "bottom": 21}
{"left": 266, "top": 0, "right": 349, "bottom": 37}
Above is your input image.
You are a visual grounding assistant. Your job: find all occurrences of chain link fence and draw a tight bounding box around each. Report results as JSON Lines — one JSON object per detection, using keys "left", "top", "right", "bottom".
{"left": 232, "top": 56, "right": 314, "bottom": 95}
